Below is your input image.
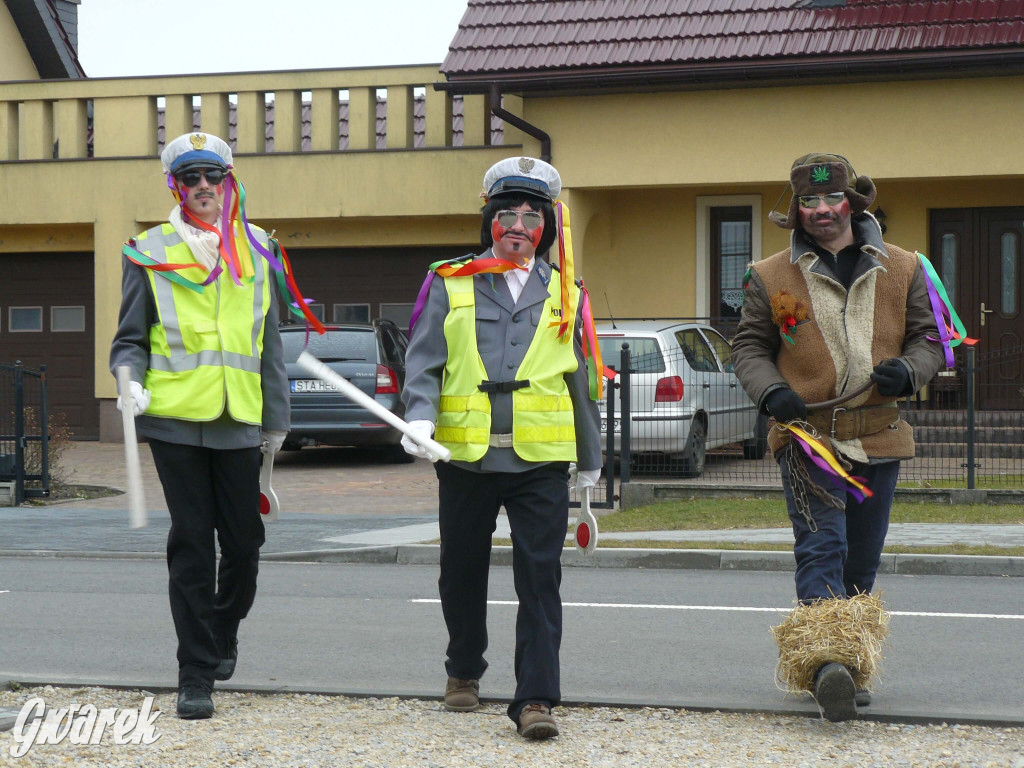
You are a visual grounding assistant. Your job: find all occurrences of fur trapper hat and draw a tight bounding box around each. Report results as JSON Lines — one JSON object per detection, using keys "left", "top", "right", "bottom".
{"left": 769, "top": 153, "right": 876, "bottom": 229}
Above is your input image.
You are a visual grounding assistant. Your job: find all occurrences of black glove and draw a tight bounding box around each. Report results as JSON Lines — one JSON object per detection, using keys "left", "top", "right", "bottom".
{"left": 764, "top": 388, "right": 807, "bottom": 424}
{"left": 871, "top": 358, "right": 912, "bottom": 397}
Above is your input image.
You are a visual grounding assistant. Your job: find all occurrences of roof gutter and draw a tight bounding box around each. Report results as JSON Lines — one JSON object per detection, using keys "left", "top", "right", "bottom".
{"left": 441, "top": 48, "right": 1024, "bottom": 98}
{"left": 488, "top": 83, "right": 551, "bottom": 162}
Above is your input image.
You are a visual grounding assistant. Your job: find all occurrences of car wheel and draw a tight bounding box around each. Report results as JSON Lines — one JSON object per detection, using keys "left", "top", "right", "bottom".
{"left": 281, "top": 440, "right": 302, "bottom": 452}
{"left": 680, "top": 419, "right": 706, "bottom": 478}
{"left": 742, "top": 414, "right": 769, "bottom": 460}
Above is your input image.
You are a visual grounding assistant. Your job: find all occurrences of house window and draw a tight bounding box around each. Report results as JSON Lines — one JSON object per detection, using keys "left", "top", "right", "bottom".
{"left": 380, "top": 303, "right": 414, "bottom": 332}
{"left": 711, "top": 207, "right": 752, "bottom": 321}
{"left": 333, "top": 304, "right": 370, "bottom": 323}
{"left": 1001, "top": 232, "right": 1018, "bottom": 315}
{"left": 305, "top": 303, "right": 325, "bottom": 322}
{"left": 51, "top": 306, "right": 86, "bottom": 332}
{"left": 9, "top": 307, "right": 43, "bottom": 332}
{"left": 696, "top": 195, "right": 761, "bottom": 323}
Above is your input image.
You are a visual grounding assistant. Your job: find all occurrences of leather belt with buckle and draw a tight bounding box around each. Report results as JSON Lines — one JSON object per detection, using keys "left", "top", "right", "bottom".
{"left": 805, "top": 404, "right": 899, "bottom": 441}
{"left": 488, "top": 433, "right": 514, "bottom": 448}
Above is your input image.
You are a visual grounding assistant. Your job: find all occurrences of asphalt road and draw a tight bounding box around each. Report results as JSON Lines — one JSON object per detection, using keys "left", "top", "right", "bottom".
{"left": 0, "top": 557, "right": 1020, "bottom": 726}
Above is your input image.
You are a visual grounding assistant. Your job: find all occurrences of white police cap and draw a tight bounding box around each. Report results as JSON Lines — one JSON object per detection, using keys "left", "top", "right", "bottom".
{"left": 482, "top": 156, "right": 561, "bottom": 202}
{"left": 161, "top": 132, "right": 233, "bottom": 175}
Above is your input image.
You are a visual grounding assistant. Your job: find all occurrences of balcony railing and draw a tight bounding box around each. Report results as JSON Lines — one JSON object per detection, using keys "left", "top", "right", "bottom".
{"left": 0, "top": 66, "right": 502, "bottom": 163}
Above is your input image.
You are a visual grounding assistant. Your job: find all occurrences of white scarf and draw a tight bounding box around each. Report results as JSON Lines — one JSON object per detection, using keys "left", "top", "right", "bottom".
{"left": 169, "top": 205, "right": 221, "bottom": 271}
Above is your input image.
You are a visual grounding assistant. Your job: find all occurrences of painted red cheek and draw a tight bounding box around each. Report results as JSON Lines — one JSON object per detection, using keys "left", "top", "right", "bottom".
{"left": 529, "top": 225, "right": 543, "bottom": 248}
{"left": 491, "top": 221, "right": 508, "bottom": 243}
{"left": 215, "top": 183, "right": 224, "bottom": 194}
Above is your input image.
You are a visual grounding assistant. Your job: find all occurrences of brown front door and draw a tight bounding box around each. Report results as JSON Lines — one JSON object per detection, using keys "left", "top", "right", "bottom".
{"left": 930, "top": 207, "right": 1024, "bottom": 409}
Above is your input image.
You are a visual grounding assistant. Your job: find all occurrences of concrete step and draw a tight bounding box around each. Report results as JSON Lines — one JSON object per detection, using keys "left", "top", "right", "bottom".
{"left": 912, "top": 426, "right": 1022, "bottom": 444}
{"left": 902, "top": 409, "right": 1024, "bottom": 429}
{"left": 915, "top": 442, "right": 1024, "bottom": 459}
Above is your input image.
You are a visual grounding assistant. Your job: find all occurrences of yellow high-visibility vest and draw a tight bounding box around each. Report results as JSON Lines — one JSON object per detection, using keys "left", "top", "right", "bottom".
{"left": 435, "top": 274, "right": 579, "bottom": 462}
{"left": 135, "top": 222, "right": 271, "bottom": 425}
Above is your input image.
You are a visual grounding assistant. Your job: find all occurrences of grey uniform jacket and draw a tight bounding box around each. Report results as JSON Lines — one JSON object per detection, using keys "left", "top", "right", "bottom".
{"left": 402, "top": 252, "right": 602, "bottom": 474}
{"left": 108, "top": 230, "right": 290, "bottom": 450}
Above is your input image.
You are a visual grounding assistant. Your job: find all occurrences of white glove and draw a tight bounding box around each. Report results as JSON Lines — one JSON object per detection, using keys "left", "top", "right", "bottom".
{"left": 576, "top": 468, "right": 601, "bottom": 491}
{"left": 116, "top": 380, "right": 150, "bottom": 417}
{"left": 568, "top": 462, "right": 578, "bottom": 489}
{"left": 401, "top": 420, "right": 436, "bottom": 460}
{"left": 261, "top": 429, "right": 287, "bottom": 454}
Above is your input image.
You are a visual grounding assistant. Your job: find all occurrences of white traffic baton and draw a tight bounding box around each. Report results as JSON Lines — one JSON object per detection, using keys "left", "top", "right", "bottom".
{"left": 115, "top": 366, "right": 147, "bottom": 529}
{"left": 296, "top": 351, "right": 451, "bottom": 463}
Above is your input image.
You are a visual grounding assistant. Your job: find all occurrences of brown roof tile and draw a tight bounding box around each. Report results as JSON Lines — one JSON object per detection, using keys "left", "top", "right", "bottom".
{"left": 441, "top": 0, "right": 1024, "bottom": 83}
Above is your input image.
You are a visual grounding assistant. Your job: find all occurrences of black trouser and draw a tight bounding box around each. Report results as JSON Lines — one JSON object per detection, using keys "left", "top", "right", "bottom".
{"left": 149, "top": 439, "right": 265, "bottom": 687}
{"left": 435, "top": 461, "right": 569, "bottom": 723}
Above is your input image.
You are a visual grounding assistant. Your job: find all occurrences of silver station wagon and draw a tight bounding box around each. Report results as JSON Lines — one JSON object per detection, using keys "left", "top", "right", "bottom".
{"left": 596, "top": 320, "right": 768, "bottom": 477}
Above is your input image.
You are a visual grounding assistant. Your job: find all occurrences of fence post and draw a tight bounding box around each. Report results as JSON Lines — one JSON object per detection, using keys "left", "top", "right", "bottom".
{"left": 620, "top": 344, "right": 631, "bottom": 484}
{"left": 965, "top": 345, "right": 976, "bottom": 491}
{"left": 604, "top": 369, "right": 616, "bottom": 502}
{"left": 13, "top": 361, "right": 24, "bottom": 506}
{"left": 40, "top": 364, "right": 49, "bottom": 497}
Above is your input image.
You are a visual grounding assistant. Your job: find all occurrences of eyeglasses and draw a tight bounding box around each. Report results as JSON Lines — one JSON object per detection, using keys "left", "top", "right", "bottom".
{"left": 496, "top": 209, "right": 543, "bottom": 230}
{"left": 798, "top": 192, "right": 845, "bottom": 209}
{"left": 175, "top": 168, "right": 227, "bottom": 187}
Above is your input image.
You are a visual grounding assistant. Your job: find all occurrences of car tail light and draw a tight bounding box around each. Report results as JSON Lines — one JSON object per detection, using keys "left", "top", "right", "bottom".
{"left": 654, "top": 376, "right": 684, "bottom": 402}
{"left": 376, "top": 365, "right": 399, "bottom": 394}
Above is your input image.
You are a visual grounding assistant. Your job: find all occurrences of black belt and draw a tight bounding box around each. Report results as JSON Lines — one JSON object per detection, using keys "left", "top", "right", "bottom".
{"left": 478, "top": 379, "right": 530, "bottom": 393}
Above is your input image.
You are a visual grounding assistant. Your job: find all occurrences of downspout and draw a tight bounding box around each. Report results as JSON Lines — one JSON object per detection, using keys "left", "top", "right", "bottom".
{"left": 489, "top": 83, "right": 551, "bottom": 163}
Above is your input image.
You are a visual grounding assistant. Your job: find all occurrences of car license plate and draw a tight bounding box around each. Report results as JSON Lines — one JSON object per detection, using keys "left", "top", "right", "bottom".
{"left": 290, "top": 379, "right": 341, "bottom": 393}
{"left": 600, "top": 416, "right": 620, "bottom": 433}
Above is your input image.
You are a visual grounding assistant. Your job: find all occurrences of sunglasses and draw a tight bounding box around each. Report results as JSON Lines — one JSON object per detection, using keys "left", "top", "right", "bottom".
{"left": 798, "top": 192, "right": 845, "bottom": 209}
{"left": 175, "top": 168, "right": 227, "bottom": 187}
{"left": 496, "top": 209, "right": 543, "bottom": 230}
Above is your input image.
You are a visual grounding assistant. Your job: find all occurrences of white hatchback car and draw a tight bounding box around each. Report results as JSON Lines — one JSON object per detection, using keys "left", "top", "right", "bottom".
{"left": 596, "top": 320, "right": 768, "bottom": 477}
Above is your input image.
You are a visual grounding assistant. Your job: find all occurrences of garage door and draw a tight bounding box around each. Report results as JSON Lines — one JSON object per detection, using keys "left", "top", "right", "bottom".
{"left": 0, "top": 252, "right": 97, "bottom": 439}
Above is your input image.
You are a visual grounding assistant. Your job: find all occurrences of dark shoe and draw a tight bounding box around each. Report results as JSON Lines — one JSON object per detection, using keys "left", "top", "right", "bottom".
{"left": 444, "top": 677, "right": 480, "bottom": 712}
{"left": 176, "top": 684, "right": 214, "bottom": 720}
{"left": 214, "top": 637, "right": 238, "bottom": 681}
{"left": 855, "top": 689, "right": 871, "bottom": 707}
{"left": 517, "top": 703, "right": 559, "bottom": 739}
{"left": 814, "top": 663, "right": 857, "bottom": 723}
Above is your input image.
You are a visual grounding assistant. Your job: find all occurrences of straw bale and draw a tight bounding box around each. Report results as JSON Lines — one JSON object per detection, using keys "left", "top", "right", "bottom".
{"left": 771, "top": 592, "right": 889, "bottom": 693}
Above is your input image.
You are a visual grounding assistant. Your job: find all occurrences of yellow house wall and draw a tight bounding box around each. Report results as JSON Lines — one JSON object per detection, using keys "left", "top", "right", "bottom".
{"left": 524, "top": 76, "right": 1024, "bottom": 187}
{"left": 2, "top": 68, "right": 1024, "bottom": 409}
{"left": 0, "top": 8, "right": 39, "bottom": 81}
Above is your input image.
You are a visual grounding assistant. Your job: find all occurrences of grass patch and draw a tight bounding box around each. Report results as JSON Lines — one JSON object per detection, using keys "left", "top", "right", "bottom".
{"left": 597, "top": 498, "right": 1024, "bottom": 533}
{"left": 898, "top": 477, "right": 1024, "bottom": 490}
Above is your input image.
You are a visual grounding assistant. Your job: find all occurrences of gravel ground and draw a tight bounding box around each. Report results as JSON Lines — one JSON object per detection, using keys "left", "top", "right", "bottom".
{"left": 1, "top": 686, "right": 1021, "bottom": 767}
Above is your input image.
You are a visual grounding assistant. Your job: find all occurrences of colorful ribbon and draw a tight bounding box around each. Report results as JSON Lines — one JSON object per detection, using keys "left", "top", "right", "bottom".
{"left": 579, "top": 282, "right": 604, "bottom": 400}
{"left": 780, "top": 422, "right": 874, "bottom": 502}
{"left": 549, "top": 201, "right": 578, "bottom": 341}
{"left": 407, "top": 255, "right": 527, "bottom": 334}
{"left": 142, "top": 171, "right": 326, "bottom": 336}
{"left": 917, "top": 252, "right": 976, "bottom": 367}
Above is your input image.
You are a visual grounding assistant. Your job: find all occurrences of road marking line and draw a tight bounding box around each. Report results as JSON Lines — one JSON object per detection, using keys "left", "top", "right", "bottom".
{"left": 410, "top": 599, "right": 1024, "bottom": 620}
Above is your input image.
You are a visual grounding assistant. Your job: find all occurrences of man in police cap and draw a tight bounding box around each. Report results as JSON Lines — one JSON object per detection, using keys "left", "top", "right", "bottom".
{"left": 732, "top": 153, "right": 944, "bottom": 721}
{"left": 401, "top": 156, "right": 603, "bottom": 739}
{"left": 110, "top": 132, "right": 290, "bottom": 719}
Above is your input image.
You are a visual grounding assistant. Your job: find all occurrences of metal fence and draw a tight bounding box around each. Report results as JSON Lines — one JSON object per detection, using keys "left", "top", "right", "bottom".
{"left": 0, "top": 362, "right": 51, "bottom": 505}
{"left": 608, "top": 340, "right": 1024, "bottom": 491}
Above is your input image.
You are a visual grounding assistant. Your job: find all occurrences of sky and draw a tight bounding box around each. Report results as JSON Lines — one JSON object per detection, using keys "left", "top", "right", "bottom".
{"left": 77, "top": 0, "right": 471, "bottom": 77}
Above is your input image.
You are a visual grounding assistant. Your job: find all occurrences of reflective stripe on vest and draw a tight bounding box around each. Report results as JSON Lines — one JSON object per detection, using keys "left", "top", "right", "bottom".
{"left": 136, "top": 222, "right": 270, "bottom": 424}
{"left": 435, "top": 274, "right": 579, "bottom": 462}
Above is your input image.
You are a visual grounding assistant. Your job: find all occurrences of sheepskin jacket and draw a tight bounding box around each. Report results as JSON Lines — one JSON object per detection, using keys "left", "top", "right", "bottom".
{"left": 732, "top": 215, "right": 945, "bottom": 462}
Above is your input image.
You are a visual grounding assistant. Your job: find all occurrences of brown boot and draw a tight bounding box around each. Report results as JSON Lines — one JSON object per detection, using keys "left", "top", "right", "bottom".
{"left": 517, "top": 703, "right": 559, "bottom": 739}
{"left": 444, "top": 677, "right": 480, "bottom": 712}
